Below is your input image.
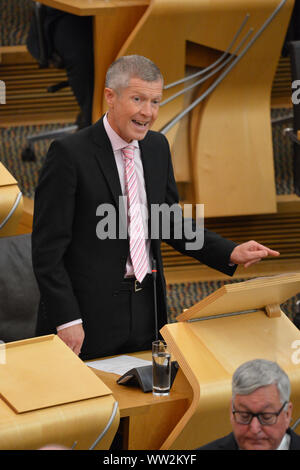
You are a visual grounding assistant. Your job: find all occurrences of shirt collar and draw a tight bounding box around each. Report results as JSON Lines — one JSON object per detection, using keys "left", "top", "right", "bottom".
{"left": 276, "top": 432, "right": 291, "bottom": 450}
{"left": 103, "top": 114, "right": 139, "bottom": 152}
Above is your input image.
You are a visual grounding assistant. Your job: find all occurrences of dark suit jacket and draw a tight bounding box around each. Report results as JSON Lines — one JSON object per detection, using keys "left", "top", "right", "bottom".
{"left": 32, "top": 117, "right": 237, "bottom": 359}
{"left": 197, "top": 428, "right": 300, "bottom": 450}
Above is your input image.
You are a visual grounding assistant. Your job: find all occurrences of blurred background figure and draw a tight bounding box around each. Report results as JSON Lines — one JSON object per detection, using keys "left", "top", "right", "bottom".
{"left": 26, "top": 4, "right": 94, "bottom": 129}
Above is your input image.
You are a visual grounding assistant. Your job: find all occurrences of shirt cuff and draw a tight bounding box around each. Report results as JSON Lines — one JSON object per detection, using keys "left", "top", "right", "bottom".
{"left": 56, "top": 319, "right": 83, "bottom": 331}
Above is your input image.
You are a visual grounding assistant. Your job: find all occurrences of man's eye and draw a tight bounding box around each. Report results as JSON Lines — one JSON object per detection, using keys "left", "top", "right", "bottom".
{"left": 260, "top": 414, "right": 274, "bottom": 423}
{"left": 239, "top": 413, "right": 250, "bottom": 419}
{"left": 133, "top": 97, "right": 140, "bottom": 102}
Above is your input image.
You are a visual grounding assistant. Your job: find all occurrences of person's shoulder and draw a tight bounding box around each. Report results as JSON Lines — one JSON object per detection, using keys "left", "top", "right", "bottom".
{"left": 141, "top": 130, "right": 170, "bottom": 156}
{"left": 289, "top": 428, "right": 300, "bottom": 449}
{"left": 59, "top": 122, "right": 94, "bottom": 146}
{"left": 48, "top": 120, "right": 98, "bottom": 157}
{"left": 143, "top": 130, "right": 169, "bottom": 145}
{"left": 197, "top": 433, "right": 238, "bottom": 450}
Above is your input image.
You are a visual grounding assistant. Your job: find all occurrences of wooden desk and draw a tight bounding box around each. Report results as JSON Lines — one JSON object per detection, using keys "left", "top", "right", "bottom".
{"left": 0, "top": 336, "right": 120, "bottom": 450}
{"left": 161, "top": 274, "right": 300, "bottom": 449}
{"left": 88, "top": 351, "right": 192, "bottom": 450}
{"left": 31, "top": 0, "right": 149, "bottom": 15}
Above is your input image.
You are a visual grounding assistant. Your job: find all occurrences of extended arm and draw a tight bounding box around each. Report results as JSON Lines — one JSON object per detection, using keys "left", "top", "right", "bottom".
{"left": 161, "top": 135, "right": 279, "bottom": 273}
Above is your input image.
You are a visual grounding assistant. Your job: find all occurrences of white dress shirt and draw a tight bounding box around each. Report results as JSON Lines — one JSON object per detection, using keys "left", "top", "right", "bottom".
{"left": 276, "top": 433, "right": 291, "bottom": 450}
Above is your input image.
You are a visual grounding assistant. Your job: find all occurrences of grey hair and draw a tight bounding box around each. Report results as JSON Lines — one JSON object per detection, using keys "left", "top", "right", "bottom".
{"left": 105, "top": 55, "right": 163, "bottom": 91}
{"left": 232, "top": 359, "right": 291, "bottom": 405}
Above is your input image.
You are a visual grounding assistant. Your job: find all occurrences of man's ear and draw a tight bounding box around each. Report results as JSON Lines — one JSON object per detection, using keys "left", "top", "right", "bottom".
{"left": 229, "top": 398, "right": 234, "bottom": 424}
{"left": 286, "top": 402, "right": 293, "bottom": 426}
{"left": 104, "top": 87, "right": 115, "bottom": 108}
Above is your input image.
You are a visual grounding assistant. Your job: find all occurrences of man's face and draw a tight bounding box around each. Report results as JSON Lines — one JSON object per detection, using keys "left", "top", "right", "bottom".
{"left": 230, "top": 384, "right": 292, "bottom": 450}
{"left": 104, "top": 77, "right": 163, "bottom": 143}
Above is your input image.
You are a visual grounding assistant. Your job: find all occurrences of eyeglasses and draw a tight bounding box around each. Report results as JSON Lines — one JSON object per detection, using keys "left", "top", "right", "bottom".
{"left": 232, "top": 401, "right": 287, "bottom": 426}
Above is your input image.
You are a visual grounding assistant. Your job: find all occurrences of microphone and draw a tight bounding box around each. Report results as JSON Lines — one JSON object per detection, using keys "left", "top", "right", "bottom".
{"left": 152, "top": 259, "right": 158, "bottom": 341}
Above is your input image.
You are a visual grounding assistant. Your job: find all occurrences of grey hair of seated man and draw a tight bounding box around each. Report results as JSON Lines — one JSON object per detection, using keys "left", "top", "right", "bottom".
{"left": 105, "top": 55, "right": 163, "bottom": 92}
{"left": 232, "top": 359, "right": 291, "bottom": 407}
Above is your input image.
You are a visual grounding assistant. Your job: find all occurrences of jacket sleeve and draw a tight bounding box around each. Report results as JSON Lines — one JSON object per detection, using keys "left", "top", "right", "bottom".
{"left": 32, "top": 140, "right": 82, "bottom": 328}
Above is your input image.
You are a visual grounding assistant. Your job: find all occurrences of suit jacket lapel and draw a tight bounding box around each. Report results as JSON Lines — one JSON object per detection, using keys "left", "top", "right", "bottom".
{"left": 288, "top": 428, "right": 300, "bottom": 449}
{"left": 92, "top": 121, "right": 162, "bottom": 238}
{"left": 92, "top": 117, "right": 123, "bottom": 208}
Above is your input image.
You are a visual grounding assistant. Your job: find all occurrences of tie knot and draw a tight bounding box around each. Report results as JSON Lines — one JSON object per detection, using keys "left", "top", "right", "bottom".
{"left": 122, "top": 145, "right": 135, "bottom": 160}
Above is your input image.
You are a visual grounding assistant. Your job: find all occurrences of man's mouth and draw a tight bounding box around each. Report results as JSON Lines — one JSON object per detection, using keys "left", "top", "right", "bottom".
{"left": 132, "top": 119, "right": 149, "bottom": 127}
{"left": 247, "top": 438, "right": 268, "bottom": 447}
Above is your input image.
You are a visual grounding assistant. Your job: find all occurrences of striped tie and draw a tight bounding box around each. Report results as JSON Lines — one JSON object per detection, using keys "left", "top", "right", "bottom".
{"left": 122, "top": 145, "right": 148, "bottom": 283}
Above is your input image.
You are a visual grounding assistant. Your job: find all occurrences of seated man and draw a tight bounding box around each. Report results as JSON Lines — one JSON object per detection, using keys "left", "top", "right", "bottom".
{"left": 198, "top": 359, "right": 300, "bottom": 450}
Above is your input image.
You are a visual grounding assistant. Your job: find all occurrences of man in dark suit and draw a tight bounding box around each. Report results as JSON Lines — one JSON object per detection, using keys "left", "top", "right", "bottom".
{"left": 198, "top": 359, "right": 300, "bottom": 450}
{"left": 32, "top": 55, "right": 279, "bottom": 360}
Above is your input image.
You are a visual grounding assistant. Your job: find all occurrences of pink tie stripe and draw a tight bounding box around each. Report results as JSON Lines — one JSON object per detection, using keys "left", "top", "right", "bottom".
{"left": 122, "top": 145, "right": 148, "bottom": 283}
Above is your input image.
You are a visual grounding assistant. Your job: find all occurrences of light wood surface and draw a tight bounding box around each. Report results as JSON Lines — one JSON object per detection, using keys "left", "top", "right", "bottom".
{"left": 0, "top": 335, "right": 120, "bottom": 449}
{"left": 0, "top": 393, "right": 119, "bottom": 450}
{"left": 160, "top": 273, "right": 300, "bottom": 449}
{"left": 32, "top": 0, "right": 149, "bottom": 15}
{"left": 101, "top": 0, "right": 217, "bottom": 147}
{"left": 16, "top": 197, "right": 34, "bottom": 235}
{"left": 0, "top": 336, "right": 190, "bottom": 450}
{"left": 0, "top": 335, "right": 111, "bottom": 413}
{"left": 87, "top": 350, "right": 192, "bottom": 449}
{"left": 92, "top": 5, "right": 147, "bottom": 122}
{"left": 177, "top": 272, "right": 300, "bottom": 321}
{"left": 88, "top": 351, "right": 190, "bottom": 417}
{"left": 188, "top": 0, "right": 293, "bottom": 216}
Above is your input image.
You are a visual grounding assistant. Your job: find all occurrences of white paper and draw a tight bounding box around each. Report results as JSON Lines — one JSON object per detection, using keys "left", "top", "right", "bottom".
{"left": 85, "top": 355, "right": 152, "bottom": 376}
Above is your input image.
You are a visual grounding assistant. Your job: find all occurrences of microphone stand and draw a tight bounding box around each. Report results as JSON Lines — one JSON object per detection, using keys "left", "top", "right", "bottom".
{"left": 152, "top": 259, "right": 158, "bottom": 341}
{"left": 116, "top": 258, "right": 179, "bottom": 392}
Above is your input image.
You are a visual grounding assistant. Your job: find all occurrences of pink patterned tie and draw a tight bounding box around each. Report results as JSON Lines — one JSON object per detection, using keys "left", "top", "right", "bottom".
{"left": 122, "top": 145, "right": 148, "bottom": 283}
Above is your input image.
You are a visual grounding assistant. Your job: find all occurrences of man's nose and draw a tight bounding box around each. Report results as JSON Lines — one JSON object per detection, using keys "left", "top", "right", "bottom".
{"left": 249, "top": 416, "right": 263, "bottom": 433}
{"left": 141, "top": 101, "right": 152, "bottom": 116}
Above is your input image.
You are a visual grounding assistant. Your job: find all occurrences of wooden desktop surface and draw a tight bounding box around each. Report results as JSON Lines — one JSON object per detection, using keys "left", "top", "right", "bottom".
{"left": 32, "top": 0, "right": 149, "bottom": 15}
{"left": 88, "top": 351, "right": 189, "bottom": 417}
{"left": 87, "top": 350, "right": 192, "bottom": 449}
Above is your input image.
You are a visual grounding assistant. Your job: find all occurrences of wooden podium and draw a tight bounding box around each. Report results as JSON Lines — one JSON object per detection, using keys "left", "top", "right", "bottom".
{"left": 160, "top": 273, "right": 300, "bottom": 450}
{"left": 0, "top": 163, "right": 23, "bottom": 237}
{"left": 0, "top": 335, "right": 120, "bottom": 450}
